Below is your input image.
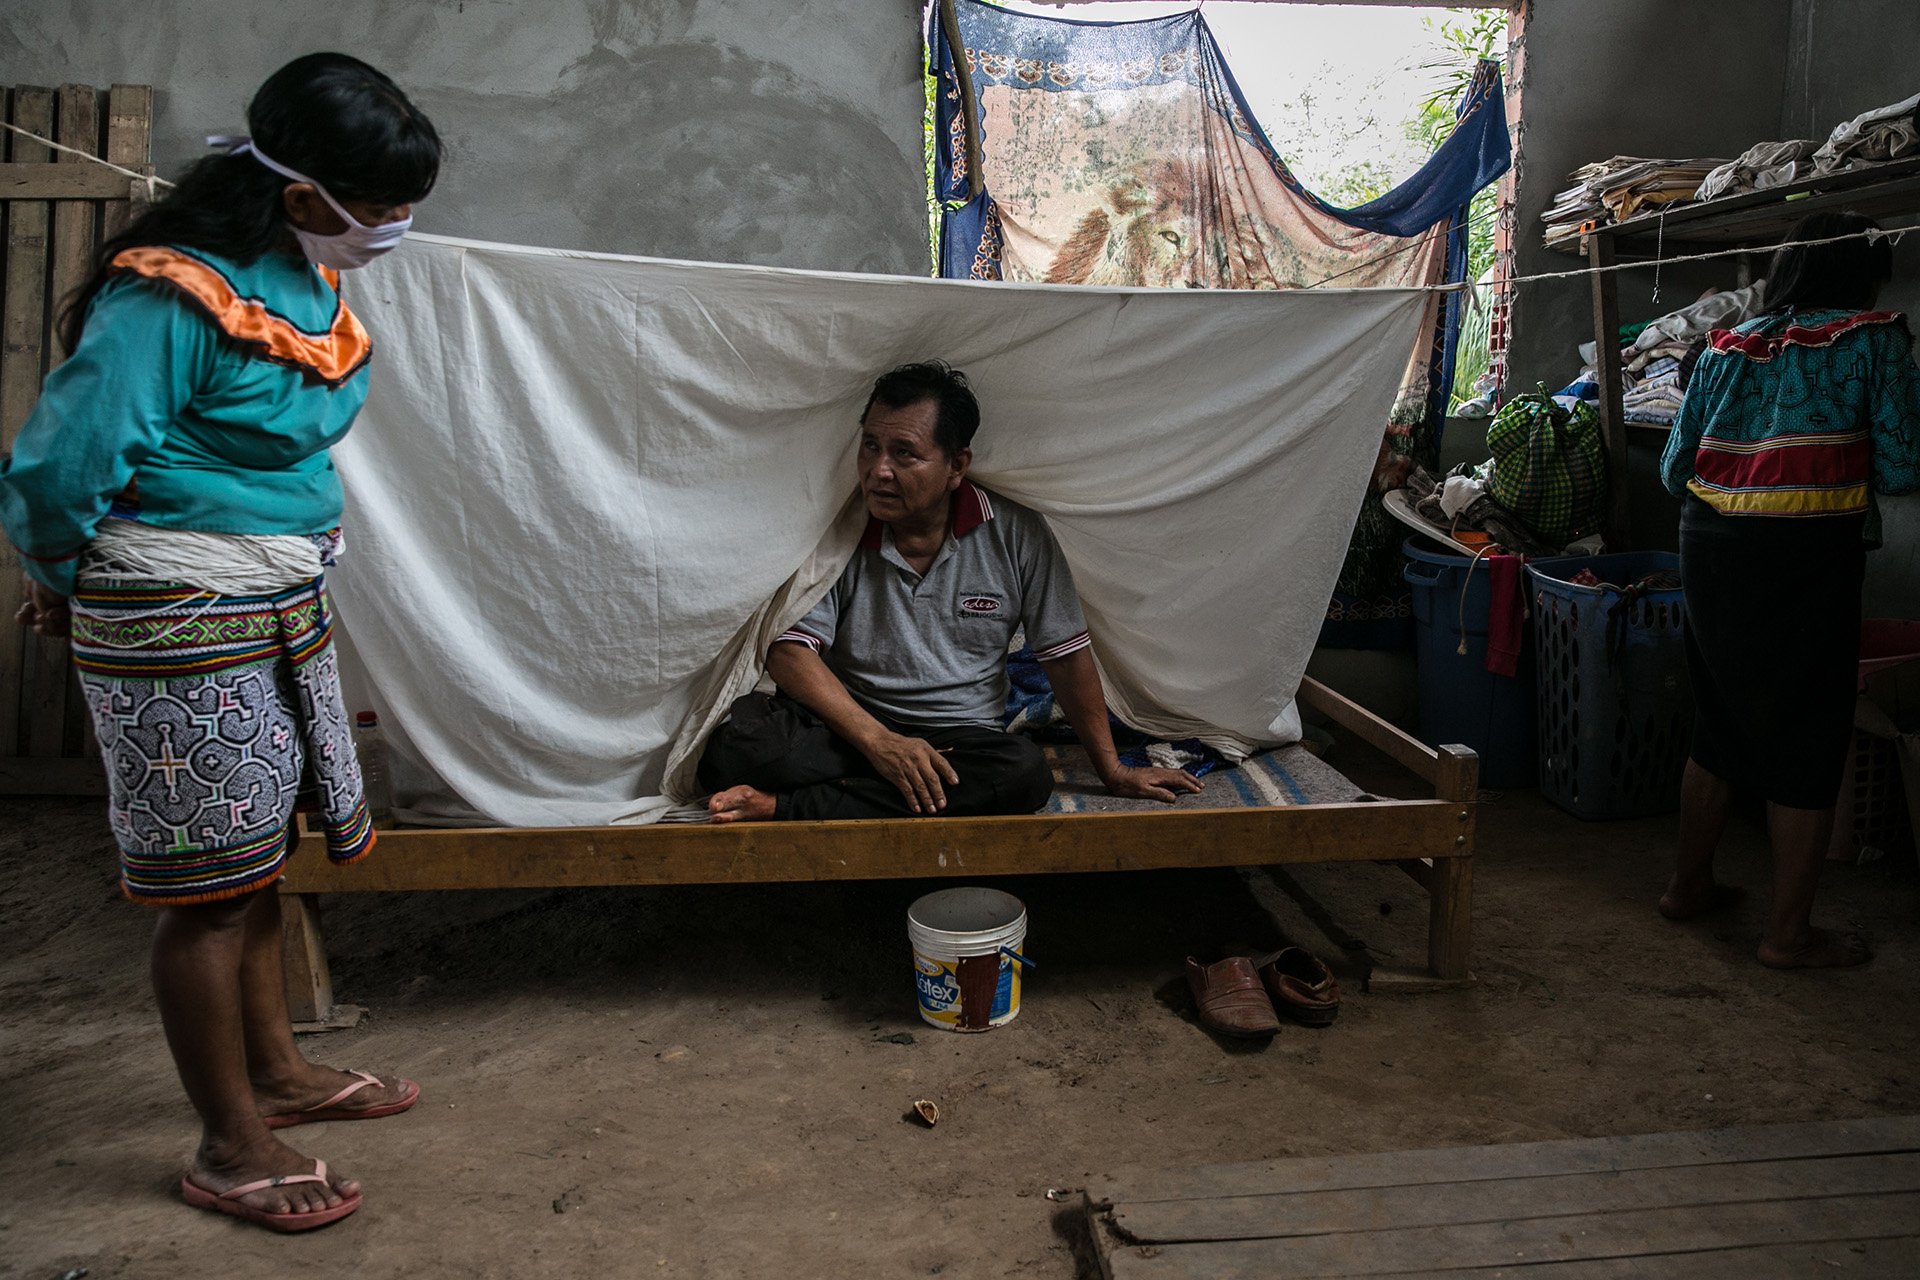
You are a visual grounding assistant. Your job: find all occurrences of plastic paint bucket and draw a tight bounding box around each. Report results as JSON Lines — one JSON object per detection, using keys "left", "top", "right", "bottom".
{"left": 907, "top": 887, "right": 1029, "bottom": 1032}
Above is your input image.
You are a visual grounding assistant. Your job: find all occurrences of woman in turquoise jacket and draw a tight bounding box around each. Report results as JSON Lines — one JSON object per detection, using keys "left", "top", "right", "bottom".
{"left": 1658, "top": 212, "right": 1920, "bottom": 970}
{"left": 2, "top": 54, "right": 438, "bottom": 1231}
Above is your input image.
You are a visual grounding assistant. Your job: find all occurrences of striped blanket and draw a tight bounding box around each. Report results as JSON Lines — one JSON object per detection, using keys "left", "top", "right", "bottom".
{"left": 1039, "top": 742, "right": 1367, "bottom": 815}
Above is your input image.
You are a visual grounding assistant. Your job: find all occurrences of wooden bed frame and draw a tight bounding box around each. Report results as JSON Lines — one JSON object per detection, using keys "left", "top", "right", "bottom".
{"left": 277, "top": 676, "right": 1477, "bottom": 1023}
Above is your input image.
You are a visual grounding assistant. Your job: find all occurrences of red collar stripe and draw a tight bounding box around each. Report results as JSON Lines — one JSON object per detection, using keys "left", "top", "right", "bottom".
{"left": 1709, "top": 310, "right": 1900, "bottom": 363}
{"left": 860, "top": 480, "right": 996, "bottom": 549}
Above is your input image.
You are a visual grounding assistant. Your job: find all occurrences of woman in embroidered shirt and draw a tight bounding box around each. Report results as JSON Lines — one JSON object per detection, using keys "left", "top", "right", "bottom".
{"left": 1657, "top": 211, "right": 1920, "bottom": 969}
{"left": 1, "top": 55, "right": 439, "bottom": 1231}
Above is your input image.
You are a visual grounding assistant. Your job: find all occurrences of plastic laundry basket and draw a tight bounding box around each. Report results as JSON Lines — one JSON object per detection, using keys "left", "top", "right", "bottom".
{"left": 1403, "top": 538, "right": 1537, "bottom": 789}
{"left": 1528, "top": 552, "right": 1690, "bottom": 820}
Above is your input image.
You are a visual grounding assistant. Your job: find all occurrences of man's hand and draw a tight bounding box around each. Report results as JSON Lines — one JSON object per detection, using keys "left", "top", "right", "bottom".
{"left": 859, "top": 728, "right": 962, "bottom": 814}
{"left": 1102, "top": 763, "right": 1204, "bottom": 804}
{"left": 15, "top": 576, "right": 70, "bottom": 639}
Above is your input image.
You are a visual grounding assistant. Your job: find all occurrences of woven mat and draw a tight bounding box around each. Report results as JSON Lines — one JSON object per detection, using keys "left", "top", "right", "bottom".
{"left": 1039, "top": 743, "right": 1370, "bottom": 814}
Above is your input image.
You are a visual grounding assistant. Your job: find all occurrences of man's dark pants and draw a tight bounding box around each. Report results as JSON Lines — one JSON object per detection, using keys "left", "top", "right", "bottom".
{"left": 696, "top": 692, "right": 1053, "bottom": 820}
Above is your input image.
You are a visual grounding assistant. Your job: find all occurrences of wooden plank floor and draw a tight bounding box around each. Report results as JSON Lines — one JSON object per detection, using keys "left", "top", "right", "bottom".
{"left": 1084, "top": 1117, "right": 1920, "bottom": 1278}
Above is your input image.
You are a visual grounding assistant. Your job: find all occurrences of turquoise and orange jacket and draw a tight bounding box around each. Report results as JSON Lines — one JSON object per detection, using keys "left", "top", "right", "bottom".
{"left": 0, "top": 245, "right": 371, "bottom": 594}
{"left": 1660, "top": 308, "right": 1920, "bottom": 535}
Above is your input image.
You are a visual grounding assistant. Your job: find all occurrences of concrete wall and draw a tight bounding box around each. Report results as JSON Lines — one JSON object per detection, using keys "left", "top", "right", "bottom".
{"left": 1783, "top": 0, "right": 1920, "bottom": 616}
{"left": 0, "top": 0, "right": 930, "bottom": 274}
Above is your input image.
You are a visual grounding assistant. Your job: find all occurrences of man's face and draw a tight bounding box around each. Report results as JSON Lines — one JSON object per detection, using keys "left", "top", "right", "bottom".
{"left": 858, "top": 398, "right": 967, "bottom": 526}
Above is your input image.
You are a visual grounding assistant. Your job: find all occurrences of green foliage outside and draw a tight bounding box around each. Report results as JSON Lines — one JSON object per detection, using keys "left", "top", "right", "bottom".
{"left": 1276, "top": 10, "right": 1508, "bottom": 409}
{"left": 1417, "top": 10, "right": 1509, "bottom": 409}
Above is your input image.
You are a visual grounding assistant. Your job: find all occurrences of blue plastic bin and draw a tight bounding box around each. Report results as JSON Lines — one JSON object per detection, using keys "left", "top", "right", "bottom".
{"left": 1403, "top": 539, "right": 1537, "bottom": 789}
{"left": 1527, "top": 552, "right": 1691, "bottom": 819}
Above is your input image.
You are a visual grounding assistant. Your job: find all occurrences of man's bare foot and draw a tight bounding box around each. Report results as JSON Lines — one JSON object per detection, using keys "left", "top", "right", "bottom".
{"left": 1757, "top": 926, "right": 1873, "bottom": 970}
{"left": 1658, "top": 876, "right": 1746, "bottom": 921}
{"left": 708, "top": 785, "right": 777, "bottom": 823}
{"left": 187, "top": 1133, "right": 358, "bottom": 1216}
{"left": 254, "top": 1063, "right": 411, "bottom": 1122}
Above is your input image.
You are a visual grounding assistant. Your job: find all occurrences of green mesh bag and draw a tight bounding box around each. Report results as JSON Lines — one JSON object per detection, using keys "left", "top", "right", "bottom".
{"left": 1486, "top": 387, "right": 1609, "bottom": 546}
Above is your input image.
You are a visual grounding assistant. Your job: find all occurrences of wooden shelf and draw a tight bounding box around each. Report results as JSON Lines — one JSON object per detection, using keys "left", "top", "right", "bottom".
{"left": 1550, "top": 154, "right": 1920, "bottom": 260}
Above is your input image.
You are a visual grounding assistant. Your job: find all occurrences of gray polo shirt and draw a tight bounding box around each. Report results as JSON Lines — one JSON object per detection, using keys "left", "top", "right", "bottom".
{"left": 775, "top": 481, "right": 1090, "bottom": 728}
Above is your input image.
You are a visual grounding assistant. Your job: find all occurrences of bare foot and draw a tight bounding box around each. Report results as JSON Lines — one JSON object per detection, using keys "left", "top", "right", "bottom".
{"left": 255, "top": 1063, "right": 412, "bottom": 1122}
{"left": 1757, "top": 926, "right": 1873, "bottom": 970}
{"left": 708, "top": 785, "right": 777, "bottom": 823}
{"left": 1658, "top": 876, "right": 1746, "bottom": 921}
{"left": 187, "top": 1134, "right": 359, "bottom": 1216}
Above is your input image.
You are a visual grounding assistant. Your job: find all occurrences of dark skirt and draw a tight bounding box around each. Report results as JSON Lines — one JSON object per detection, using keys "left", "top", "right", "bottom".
{"left": 1679, "top": 498, "right": 1865, "bottom": 810}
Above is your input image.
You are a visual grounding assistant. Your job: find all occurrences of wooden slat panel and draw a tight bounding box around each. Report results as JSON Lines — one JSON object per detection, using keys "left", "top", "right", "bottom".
{"left": 1101, "top": 1191, "right": 1920, "bottom": 1279}
{"left": 17, "top": 85, "right": 97, "bottom": 759}
{"left": 1088, "top": 1116, "right": 1920, "bottom": 1207}
{"left": 2, "top": 86, "right": 56, "bottom": 758}
{"left": 0, "top": 163, "right": 127, "bottom": 200}
{"left": 49, "top": 86, "right": 99, "bottom": 757}
{"left": 102, "top": 84, "right": 152, "bottom": 239}
{"left": 280, "top": 797, "right": 1466, "bottom": 893}
{"left": 1110, "top": 1152, "right": 1920, "bottom": 1244}
{"left": 48, "top": 87, "right": 100, "bottom": 363}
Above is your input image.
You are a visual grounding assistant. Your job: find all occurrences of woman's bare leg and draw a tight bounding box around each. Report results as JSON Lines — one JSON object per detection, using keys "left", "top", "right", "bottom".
{"left": 1660, "top": 760, "right": 1742, "bottom": 919}
{"left": 151, "top": 889, "right": 357, "bottom": 1214}
{"left": 1756, "top": 802, "right": 1871, "bottom": 969}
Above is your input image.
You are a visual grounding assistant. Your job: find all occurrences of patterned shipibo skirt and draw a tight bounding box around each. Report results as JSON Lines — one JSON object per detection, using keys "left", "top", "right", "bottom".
{"left": 71, "top": 577, "right": 376, "bottom": 904}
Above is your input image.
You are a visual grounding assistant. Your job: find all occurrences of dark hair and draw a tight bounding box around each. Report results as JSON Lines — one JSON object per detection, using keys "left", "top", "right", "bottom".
{"left": 1761, "top": 211, "right": 1893, "bottom": 314}
{"left": 861, "top": 360, "right": 981, "bottom": 456}
{"left": 59, "top": 52, "right": 441, "bottom": 351}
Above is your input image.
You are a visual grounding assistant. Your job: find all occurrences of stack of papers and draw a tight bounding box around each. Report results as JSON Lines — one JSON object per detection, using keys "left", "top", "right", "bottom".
{"left": 1542, "top": 156, "right": 1725, "bottom": 244}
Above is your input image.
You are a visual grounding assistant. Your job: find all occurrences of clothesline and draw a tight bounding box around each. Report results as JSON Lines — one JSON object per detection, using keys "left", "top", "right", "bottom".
{"left": 0, "top": 120, "right": 170, "bottom": 199}
{"left": 3, "top": 118, "right": 1906, "bottom": 300}
{"left": 1438, "top": 225, "right": 1911, "bottom": 297}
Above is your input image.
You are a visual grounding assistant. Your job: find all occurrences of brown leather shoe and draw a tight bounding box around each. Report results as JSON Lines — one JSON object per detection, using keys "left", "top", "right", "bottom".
{"left": 1185, "top": 956, "right": 1282, "bottom": 1038}
{"left": 1258, "top": 947, "right": 1340, "bottom": 1027}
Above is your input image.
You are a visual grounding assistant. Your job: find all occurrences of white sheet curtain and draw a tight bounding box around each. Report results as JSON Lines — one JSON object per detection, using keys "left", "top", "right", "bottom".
{"left": 328, "top": 233, "right": 1428, "bottom": 827}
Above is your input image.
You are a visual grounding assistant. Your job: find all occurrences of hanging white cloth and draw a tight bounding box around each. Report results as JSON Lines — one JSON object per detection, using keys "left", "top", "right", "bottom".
{"left": 328, "top": 233, "right": 1428, "bottom": 827}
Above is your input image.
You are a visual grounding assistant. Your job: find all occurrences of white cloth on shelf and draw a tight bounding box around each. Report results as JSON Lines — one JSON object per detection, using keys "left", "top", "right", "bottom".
{"left": 329, "top": 233, "right": 1428, "bottom": 827}
{"left": 1697, "top": 139, "right": 1820, "bottom": 202}
{"left": 1814, "top": 92, "right": 1920, "bottom": 172}
{"left": 1630, "top": 282, "right": 1768, "bottom": 353}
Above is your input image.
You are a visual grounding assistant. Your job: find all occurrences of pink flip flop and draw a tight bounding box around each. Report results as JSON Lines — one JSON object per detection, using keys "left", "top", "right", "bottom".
{"left": 263, "top": 1070, "right": 420, "bottom": 1130}
{"left": 180, "top": 1158, "right": 362, "bottom": 1232}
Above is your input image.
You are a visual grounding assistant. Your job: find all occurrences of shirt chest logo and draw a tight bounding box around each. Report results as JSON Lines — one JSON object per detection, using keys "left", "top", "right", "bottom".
{"left": 959, "top": 595, "right": 1003, "bottom": 617}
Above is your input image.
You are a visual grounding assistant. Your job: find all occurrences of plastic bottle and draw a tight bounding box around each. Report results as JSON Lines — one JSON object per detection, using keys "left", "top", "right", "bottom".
{"left": 352, "top": 710, "right": 395, "bottom": 827}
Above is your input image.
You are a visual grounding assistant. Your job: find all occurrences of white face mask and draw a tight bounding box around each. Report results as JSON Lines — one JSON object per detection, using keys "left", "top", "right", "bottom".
{"left": 230, "top": 139, "right": 412, "bottom": 270}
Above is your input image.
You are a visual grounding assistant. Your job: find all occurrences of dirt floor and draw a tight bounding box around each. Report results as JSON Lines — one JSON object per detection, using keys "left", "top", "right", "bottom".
{"left": 4, "top": 745, "right": 1918, "bottom": 1280}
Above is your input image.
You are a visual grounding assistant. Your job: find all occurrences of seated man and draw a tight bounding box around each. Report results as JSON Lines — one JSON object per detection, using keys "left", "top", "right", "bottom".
{"left": 699, "top": 360, "right": 1203, "bottom": 822}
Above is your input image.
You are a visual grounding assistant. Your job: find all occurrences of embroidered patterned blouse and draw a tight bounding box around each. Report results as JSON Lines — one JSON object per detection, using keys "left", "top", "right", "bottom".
{"left": 0, "top": 245, "right": 372, "bottom": 593}
{"left": 1660, "top": 308, "right": 1920, "bottom": 537}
